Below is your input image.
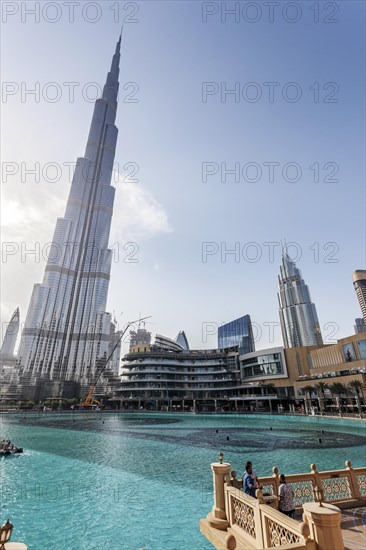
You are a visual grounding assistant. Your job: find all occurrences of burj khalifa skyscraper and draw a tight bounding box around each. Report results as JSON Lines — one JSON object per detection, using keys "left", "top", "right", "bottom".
{"left": 18, "top": 36, "right": 122, "bottom": 390}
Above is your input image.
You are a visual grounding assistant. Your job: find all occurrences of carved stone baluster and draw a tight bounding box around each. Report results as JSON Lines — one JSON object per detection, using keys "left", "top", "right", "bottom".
{"left": 310, "top": 464, "right": 323, "bottom": 503}
{"left": 300, "top": 515, "right": 311, "bottom": 541}
{"left": 256, "top": 488, "right": 264, "bottom": 504}
{"left": 272, "top": 466, "right": 280, "bottom": 498}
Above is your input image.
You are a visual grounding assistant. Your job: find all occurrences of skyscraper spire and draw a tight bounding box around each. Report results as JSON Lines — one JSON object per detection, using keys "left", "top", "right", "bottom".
{"left": 18, "top": 38, "right": 123, "bottom": 390}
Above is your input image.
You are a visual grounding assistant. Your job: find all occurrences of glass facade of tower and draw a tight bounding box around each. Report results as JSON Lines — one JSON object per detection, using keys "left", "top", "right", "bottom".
{"left": 218, "top": 315, "right": 254, "bottom": 354}
{"left": 17, "top": 38, "right": 122, "bottom": 385}
{"left": 278, "top": 253, "right": 323, "bottom": 348}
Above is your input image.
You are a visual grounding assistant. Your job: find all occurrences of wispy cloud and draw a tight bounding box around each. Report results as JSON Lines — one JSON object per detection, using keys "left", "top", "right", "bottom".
{"left": 1, "top": 174, "right": 172, "bottom": 245}
{"left": 111, "top": 172, "right": 173, "bottom": 242}
{"left": 1, "top": 191, "right": 66, "bottom": 243}
{"left": 1, "top": 176, "right": 172, "bottom": 337}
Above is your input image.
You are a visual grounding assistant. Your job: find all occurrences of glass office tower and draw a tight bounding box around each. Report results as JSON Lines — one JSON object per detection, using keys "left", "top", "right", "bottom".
{"left": 218, "top": 315, "right": 255, "bottom": 354}
{"left": 17, "top": 37, "right": 122, "bottom": 385}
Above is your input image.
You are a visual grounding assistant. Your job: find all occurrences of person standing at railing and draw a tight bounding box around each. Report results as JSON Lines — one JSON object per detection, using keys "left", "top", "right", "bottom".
{"left": 242, "top": 462, "right": 259, "bottom": 497}
{"left": 247, "top": 461, "right": 259, "bottom": 485}
{"left": 279, "top": 474, "right": 295, "bottom": 518}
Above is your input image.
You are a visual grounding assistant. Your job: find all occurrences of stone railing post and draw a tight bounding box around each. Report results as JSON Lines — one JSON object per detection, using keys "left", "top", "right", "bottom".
{"left": 345, "top": 460, "right": 361, "bottom": 500}
{"left": 303, "top": 502, "right": 344, "bottom": 550}
{"left": 206, "top": 452, "right": 231, "bottom": 530}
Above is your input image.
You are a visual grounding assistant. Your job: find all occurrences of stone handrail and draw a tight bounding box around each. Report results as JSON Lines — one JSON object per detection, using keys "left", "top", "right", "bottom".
{"left": 257, "top": 462, "right": 366, "bottom": 509}
{"left": 225, "top": 487, "right": 257, "bottom": 547}
{"left": 224, "top": 486, "right": 314, "bottom": 549}
{"left": 260, "top": 502, "right": 313, "bottom": 549}
{"left": 200, "top": 456, "right": 365, "bottom": 550}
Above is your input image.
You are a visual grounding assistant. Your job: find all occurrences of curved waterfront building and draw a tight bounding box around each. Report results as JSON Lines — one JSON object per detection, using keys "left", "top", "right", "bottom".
{"left": 278, "top": 252, "right": 323, "bottom": 348}
{"left": 17, "top": 37, "right": 122, "bottom": 387}
{"left": 116, "top": 333, "right": 278, "bottom": 412}
{"left": 353, "top": 270, "right": 366, "bottom": 323}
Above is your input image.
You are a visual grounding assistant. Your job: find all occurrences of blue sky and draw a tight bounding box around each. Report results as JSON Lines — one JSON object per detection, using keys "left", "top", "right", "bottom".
{"left": 1, "top": 0, "right": 365, "bottom": 352}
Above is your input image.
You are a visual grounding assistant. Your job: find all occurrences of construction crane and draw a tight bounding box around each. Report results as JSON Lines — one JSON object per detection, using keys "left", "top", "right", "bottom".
{"left": 80, "top": 315, "right": 151, "bottom": 409}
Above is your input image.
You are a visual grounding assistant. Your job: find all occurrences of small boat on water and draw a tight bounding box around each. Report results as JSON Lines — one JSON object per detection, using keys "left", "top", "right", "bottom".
{"left": 0, "top": 439, "right": 23, "bottom": 456}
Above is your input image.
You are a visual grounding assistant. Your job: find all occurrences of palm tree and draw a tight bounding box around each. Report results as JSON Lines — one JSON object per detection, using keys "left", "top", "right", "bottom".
{"left": 315, "top": 382, "right": 329, "bottom": 413}
{"left": 302, "top": 385, "right": 315, "bottom": 414}
{"left": 329, "top": 382, "right": 347, "bottom": 413}
{"left": 348, "top": 380, "right": 364, "bottom": 416}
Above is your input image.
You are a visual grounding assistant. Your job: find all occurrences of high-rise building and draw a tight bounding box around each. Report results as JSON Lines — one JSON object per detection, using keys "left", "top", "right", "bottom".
{"left": 278, "top": 252, "right": 323, "bottom": 348}
{"left": 354, "top": 318, "right": 366, "bottom": 334}
{"left": 218, "top": 315, "right": 254, "bottom": 354}
{"left": 0, "top": 307, "right": 20, "bottom": 362}
{"left": 353, "top": 270, "right": 366, "bottom": 323}
{"left": 17, "top": 37, "right": 122, "bottom": 387}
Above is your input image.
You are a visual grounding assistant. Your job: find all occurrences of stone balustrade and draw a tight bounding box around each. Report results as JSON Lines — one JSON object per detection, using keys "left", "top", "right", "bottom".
{"left": 200, "top": 455, "right": 366, "bottom": 550}
{"left": 254, "top": 461, "right": 366, "bottom": 509}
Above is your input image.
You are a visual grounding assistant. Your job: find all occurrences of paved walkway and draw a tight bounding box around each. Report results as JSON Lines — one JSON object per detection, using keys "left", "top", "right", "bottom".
{"left": 341, "top": 508, "right": 366, "bottom": 550}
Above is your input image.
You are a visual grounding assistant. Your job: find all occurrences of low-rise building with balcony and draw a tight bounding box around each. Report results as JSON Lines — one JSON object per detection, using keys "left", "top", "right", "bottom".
{"left": 115, "top": 332, "right": 278, "bottom": 412}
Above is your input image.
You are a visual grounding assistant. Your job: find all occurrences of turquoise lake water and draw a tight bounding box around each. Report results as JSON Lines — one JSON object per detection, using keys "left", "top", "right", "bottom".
{"left": 1, "top": 412, "right": 365, "bottom": 550}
